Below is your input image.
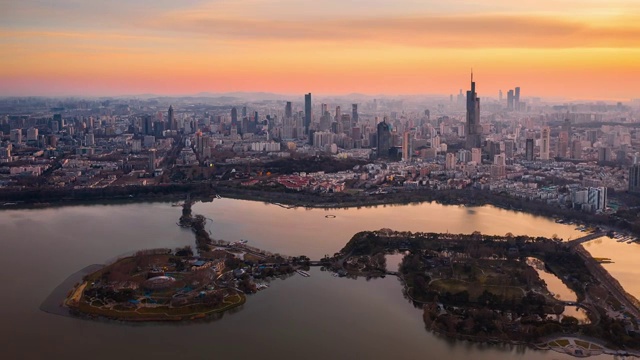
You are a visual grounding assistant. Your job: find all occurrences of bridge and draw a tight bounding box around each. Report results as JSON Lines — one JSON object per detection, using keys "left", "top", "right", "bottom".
{"left": 561, "top": 301, "right": 600, "bottom": 325}
{"left": 565, "top": 231, "right": 607, "bottom": 247}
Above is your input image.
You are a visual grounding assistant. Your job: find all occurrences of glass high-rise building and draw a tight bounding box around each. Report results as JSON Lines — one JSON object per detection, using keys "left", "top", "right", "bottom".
{"left": 377, "top": 120, "right": 391, "bottom": 159}
{"left": 465, "top": 71, "right": 481, "bottom": 150}
{"left": 304, "top": 93, "right": 311, "bottom": 135}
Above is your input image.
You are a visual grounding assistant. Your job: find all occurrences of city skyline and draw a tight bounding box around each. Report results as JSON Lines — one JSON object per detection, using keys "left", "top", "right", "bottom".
{"left": 1, "top": 0, "right": 640, "bottom": 99}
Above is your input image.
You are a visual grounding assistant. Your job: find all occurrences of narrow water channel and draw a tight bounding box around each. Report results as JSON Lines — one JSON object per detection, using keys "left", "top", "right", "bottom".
{"left": 526, "top": 257, "right": 589, "bottom": 322}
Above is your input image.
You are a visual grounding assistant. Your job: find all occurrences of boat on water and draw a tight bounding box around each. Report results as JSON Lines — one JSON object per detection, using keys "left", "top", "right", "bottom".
{"left": 296, "top": 270, "right": 310, "bottom": 277}
{"left": 230, "top": 239, "right": 249, "bottom": 246}
{"left": 256, "top": 283, "right": 269, "bottom": 290}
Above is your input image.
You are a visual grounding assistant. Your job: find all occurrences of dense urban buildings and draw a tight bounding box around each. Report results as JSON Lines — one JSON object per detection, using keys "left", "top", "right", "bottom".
{"left": 3, "top": 83, "right": 640, "bottom": 359}
{"left": 2, "top": 81, "right": 640, "bottom": 217}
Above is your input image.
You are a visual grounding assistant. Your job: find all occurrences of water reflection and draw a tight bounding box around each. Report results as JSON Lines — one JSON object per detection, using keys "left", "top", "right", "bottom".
{"left": 194, "top": 199, "right": 584, "bottom": 260}
{"left": 526, "top": 258, "right": 589, "bottom": 322}
{"left": 0, "top": 201, "right": 616, "bottom": 360}
{"left": 385, "top": 251, "right": 408, "bottom": 272}
{"left": 583, "top": 237, "right": 640, "bottom": 300}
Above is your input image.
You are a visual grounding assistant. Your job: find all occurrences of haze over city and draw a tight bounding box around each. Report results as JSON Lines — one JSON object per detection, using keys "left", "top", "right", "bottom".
{"left": 6, "top": 1, "right": 640, "bottom": 359}
{"left": 2, "top": 0, "right": 640, "bottom": 99}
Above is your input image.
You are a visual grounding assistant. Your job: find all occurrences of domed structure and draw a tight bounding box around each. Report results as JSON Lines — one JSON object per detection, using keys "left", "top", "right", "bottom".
{"left": 142, "top": 276, "right": 176, "bottom": 290}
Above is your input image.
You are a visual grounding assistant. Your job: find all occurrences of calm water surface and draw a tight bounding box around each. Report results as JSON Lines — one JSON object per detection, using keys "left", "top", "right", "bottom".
{"left": 583, "top": 237, "right": 640, "bottom": 299}
{"left": 0, "top": 200, "right": 621, "bottom": 359}
{"left": 526, "top": 258, "right": 588, "bottom": 322}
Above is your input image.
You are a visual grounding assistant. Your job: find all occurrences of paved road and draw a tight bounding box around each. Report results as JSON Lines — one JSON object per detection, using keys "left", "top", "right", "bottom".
{"left": 573, "top": 244, "right": 640, "bottom": 320}
{"left": 565, "top": 231, "right": 607, "bottom": 247}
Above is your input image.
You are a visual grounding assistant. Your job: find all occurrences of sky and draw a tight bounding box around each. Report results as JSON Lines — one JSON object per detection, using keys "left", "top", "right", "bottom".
{"left": 1, "top": 0, "right": 639, "bottom": 100}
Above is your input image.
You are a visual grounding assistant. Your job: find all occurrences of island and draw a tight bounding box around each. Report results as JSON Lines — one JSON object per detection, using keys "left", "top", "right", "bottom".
{"left": 63, "top": 200, "right": 310, "bottom": 322}
{"left": 59, "top": 201, "right": 640, "bottom": 357}
{"left": 329, "top": 229, "right": 640, "bottom": 356}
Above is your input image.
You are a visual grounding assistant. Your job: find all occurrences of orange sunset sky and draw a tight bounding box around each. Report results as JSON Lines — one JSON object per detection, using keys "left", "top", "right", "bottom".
{"left": 1, "top": 0, "right": 639, "bottom": 100}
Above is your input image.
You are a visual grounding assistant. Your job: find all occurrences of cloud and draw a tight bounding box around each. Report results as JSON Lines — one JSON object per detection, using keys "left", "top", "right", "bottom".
{"left": 146, "top": 13, "right": 640, "bottom": 48}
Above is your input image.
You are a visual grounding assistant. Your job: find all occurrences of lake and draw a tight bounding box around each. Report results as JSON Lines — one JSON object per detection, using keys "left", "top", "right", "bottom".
{"left": 0, "top": 199, "right": 621, "bottom": 359}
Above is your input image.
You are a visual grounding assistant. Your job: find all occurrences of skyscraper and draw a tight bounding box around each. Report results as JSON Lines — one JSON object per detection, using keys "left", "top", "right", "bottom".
{"left": 53, "top": 114, "right": 62, "bottom": 128}
{"left": 465, "top": 71, "right": 481, "bottom": 150}
{"left": 10, "top": 129, "right": 22, "bottom": 143}
{"left": 231, "top": 107, "right": 238, "bottom": 123}
{"left": 304, "top": 93, "right": 312, "bottom": 135}
{"left": 630, "top": 164, "right": 640, "bottom": 194}
{"left": 514, "top": 87, "right": 521, "bottom": 111}
{"left": 340, "top": 114, "right": 351, "bottom": 135}
{"left": 26, "top": 127, "right": 38, "bottom": 141}
{"left": 507, "top": 90, "right": 514, "bottom": 111}
{"left": 540, "top": 127, "right": 550, "bottom": 160}
{"left": 154, "top": 121, "right": 165, "bottom": 138}
{"left": 377, "top": 120, "right": 391, "bottom": 159}
{"left": 445, "top": 153, "right": 457, "bottom": 170}
{"left": 402, "top": 131, "right": 412, "bottom": 162}
{"left": 285, "top": 102, "right": 293, "bottom": 118}
{"left": 557, "top": 131, "right": 569, "bottom": 158}
{"left": 168, "top": 105, "right": 175, "bottom": 130}
{"left": 571, "top": 139, "right": 582, "bottom": 160}
{"left": 562, "top": 119, "right": 572, "bottom": 139}
{"left": 352, "top": 104, "right": 359, "bottom": 124}
{"left": 525, "top": 138, "right": 534, "bottom": 161}
{"left": 587, "top": 187, "right": 607, "bottom": 212}
{"left": 148, "top": 149, "right": 157, "bottom": 172}
{"left": 471, "top": 148, "right": 482, "bottom": 163}
{"left": 504, "top": 140, "right": 515, "bottom": 160}
{"left": 143, "top": 115, "right": 154, "bottom": 135}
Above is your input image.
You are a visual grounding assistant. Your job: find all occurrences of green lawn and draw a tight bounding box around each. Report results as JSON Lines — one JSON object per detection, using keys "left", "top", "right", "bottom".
{"left": 73, "top": 293, "right": 246, "bottom": 321}
{"left": 430, "top": 278, "right": 524, "bottom": 301}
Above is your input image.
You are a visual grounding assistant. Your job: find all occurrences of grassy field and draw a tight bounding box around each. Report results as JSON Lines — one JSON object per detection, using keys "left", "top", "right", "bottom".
{"left": 71, "top": 292, "right": 246, "bottom": 321}
{"left": 430, "top": 278, "right": 525, "bottom": 301}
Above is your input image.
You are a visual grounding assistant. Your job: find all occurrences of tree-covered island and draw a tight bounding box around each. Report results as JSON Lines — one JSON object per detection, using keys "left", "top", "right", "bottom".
{"left": 328, "top": 229, "right": 640, "bottom": 355}
{"left": 64, "top": 200, "right": 309, "bottom": 321}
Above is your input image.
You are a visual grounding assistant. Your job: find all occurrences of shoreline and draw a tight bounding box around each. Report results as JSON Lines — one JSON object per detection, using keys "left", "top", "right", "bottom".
{"left": 0, "top": 186, "right": 625, "bottom": 234}
{"left": 40, "top": 264, "right": 104, "bottom": 318}
{"left": 337, "top": 230, "right": 640, "bottom": 355}
{"left": 35, "top": 190, "right": 640, "bottom": 354}
{"left": 53, "top": 258, "right": 248, "bottom": 324}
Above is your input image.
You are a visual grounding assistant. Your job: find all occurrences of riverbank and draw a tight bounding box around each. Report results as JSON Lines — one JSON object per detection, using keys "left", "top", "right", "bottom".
{"left": 215, "top": 187, "right": 629, "bottom": 234}
{"left": 40, "top": 264, "right": 104, "bottom": 317}
{"left": 3, "top": 185, "right": 632, "bottom": 237}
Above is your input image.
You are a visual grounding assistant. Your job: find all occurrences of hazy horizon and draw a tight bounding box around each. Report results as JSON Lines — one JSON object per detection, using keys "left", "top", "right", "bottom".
{"left": 0, "top": 91, "right": 634, "bottom": 104}
{"left": 2, "top": 0, "right": 639, "bottom": 99}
